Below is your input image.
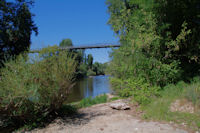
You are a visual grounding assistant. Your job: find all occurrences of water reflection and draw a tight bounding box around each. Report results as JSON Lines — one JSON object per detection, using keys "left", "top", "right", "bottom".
{"left": 67, "top": 75, "right": 112, "bottom": 103}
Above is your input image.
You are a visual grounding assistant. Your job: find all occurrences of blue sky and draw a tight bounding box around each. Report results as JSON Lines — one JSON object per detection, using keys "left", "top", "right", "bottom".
{"left": 30, "top": 0, "right": 119, "bottom": 63}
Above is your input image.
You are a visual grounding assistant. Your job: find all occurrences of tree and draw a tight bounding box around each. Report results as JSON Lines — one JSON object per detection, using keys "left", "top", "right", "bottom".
{"left": 87, "top": 54, "right": 93, "bottom": 69}
{"left": 106, "top": 0, "right": 200, "bottom": 84}
{"left": 59, "top": 38, "right": 73, "bottom": 47}
{"left": 0, "top": 0, "right": 38, "bottom": 66}
{"left": 92, "top": 62, "right": 99, "bottom": 75}
{"left": 92, "top": 62, "right": 106, "bottom": 75}
{"left": 154, "top": 0, "right": 200, "bottom": 78}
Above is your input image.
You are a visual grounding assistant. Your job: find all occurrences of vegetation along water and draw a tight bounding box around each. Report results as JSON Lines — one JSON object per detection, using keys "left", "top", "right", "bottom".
{"left": 0, "top": 0, "right": 200, "bottom": 132}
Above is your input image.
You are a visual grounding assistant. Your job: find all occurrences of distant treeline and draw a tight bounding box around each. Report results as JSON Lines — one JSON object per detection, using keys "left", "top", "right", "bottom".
{"left": 58, "top": 38, "right": 107, "bottom": 78}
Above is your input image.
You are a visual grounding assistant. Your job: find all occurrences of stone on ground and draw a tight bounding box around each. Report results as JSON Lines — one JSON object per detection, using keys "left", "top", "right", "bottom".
{"left": 170, "top": 99, "right": 194, "bottom": 113}
{"left": 109, "top": 102, "right": 130, "bottom": 110}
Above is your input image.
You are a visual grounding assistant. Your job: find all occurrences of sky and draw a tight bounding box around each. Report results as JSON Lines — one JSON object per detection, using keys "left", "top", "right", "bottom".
{"left": 29, "top": 0, "right": 119, "bottom": 63}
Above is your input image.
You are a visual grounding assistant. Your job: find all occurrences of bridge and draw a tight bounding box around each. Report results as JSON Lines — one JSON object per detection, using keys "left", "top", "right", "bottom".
{"left": 29, "top": 44, "right": 121, "bottom": 53}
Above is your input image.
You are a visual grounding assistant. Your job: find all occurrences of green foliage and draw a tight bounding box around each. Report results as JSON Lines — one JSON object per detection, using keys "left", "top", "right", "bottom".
{"left": 110, "top": 77, "right": 160, "bottom": 104}
{"left": 185, "top": 77, "right": 200, "bottom": 107}
{"left": 57, "top": 37, "right": 105, "bottom": 77}
{"left": 39, "top": 45, "right": 59, "bottom": 58}
{"left": 0, "top": 46, "right": 77, "bottom": 126}
{"left": 92, "top": 62, "right": 106, "bottom": 75}
{"left": 106, "top": 1, "right": 200, "bottom": 130}
{"left": 59, "top": 38, "right": 73, "bottom": 47}
{"left": 106, "top": 0, "right": 200, "bottom": 105}
{"left": 87, "top": 69, "right": 96, "bottom": 76}
{"left": 56, "top": 105, "right": 77, "bottom": 116}
{"left": 109, "top": 97, "right": 120, "bottom": 101}
{"left": 16, "top": 104, "right": 77, "bottom": 131}
{"left": 77, "top": 94, "right": 107, "bottom": 108}
{"left": 108, "top": 47, "right": 181, "bottom": 86}
{"left": 153, "top": 0, "right": 200, "bottom": 78}
{"left": 77, "top": 63, "right": 88, "bottom": 76}
{"left": 87, "top": 54, "right": 93, "bottom": 69}
{"left": 77, "top": 54, "right": 107, "bottom": 77}
{"left": 0, "top": 0, "right": 38, "bottom": 67}
{"left": 141, "top": 79, "right": 200, "bottom": 130}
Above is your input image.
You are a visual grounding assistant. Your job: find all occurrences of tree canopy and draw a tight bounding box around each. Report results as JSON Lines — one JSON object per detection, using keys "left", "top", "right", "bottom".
{"left": 59, "top": 38, "right": 73, "bottom": 47}
{"left": 105, "top": 0, "right": 200, "bottom": 104}
{"left": 106, "top": 0, "right": 200, "bottom": 84}
{"left": 0, "top": 0, "right": 38, "bottom": 66}
{"left": 87, "top": 54, "right": 93, "bottom": 69}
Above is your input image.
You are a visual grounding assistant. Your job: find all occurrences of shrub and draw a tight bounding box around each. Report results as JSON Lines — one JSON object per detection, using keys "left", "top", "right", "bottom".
{"left": 110, "top": 77, "right": 160, "bottom": 104}
{"left": 87, "top": 69, "right": 96, "bottom": 76}
{"left": 0, "top": 48, "right": 77, "bottom": 126}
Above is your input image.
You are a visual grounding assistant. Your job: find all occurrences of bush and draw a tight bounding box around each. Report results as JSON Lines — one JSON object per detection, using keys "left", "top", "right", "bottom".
{"left": 87, "top": 69, "right": 96, "bottom": 76}
{"left": 110, "top": 77, "right": 160, "bottom": 104}
{"left": 0, "top": 47, "right": 77, "bottom": 126}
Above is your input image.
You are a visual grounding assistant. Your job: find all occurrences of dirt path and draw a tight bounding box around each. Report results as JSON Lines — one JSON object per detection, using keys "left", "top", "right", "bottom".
{"left": 29, "top": 99, "right": 190, "bottom": 133}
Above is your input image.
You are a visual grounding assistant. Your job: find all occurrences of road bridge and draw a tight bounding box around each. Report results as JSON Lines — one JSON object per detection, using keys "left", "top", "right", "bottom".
{"left": 29, "top": 44, "right": 121, "bottom": 53}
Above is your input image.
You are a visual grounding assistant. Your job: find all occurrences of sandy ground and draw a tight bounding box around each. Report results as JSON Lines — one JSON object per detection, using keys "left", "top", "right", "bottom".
{"left": 29, "top": 99, "right": 190, "bottom": 133}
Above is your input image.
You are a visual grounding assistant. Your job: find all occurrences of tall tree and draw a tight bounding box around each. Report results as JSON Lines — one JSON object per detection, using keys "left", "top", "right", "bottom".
{"left": 59, "top": 38, "right": 73, "bottom": 47}
{"left": 0, "top": 0, "right": 38, "bottom": 66}
{"left": 87, "top": 54, "right": 93, "bottom": 69}
{"left": 154, "top": 0, "right": 200, "bottom": 77}
{"left": 106, "top": 0, "right": 200, "bottom": 84}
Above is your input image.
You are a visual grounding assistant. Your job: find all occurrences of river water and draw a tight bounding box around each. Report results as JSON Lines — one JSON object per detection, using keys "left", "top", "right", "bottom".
{"left": 67, "top": 75, "right": 112, "bottom": 103}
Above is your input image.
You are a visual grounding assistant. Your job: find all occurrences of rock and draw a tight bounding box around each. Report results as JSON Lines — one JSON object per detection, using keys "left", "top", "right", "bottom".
{"left": 170, "top": 99, "right": 194, "bottom": 114}
{"left": 110, "top": 102, "right": 130, "bottom": 110}
{"left": 134, "top": 128, "right": 139, "bottom": 131}
{"left": 100, "top": 128, "right": 104, "bottom": 131}
{"left": 181, "top": 123, "right": 186, "bottom": 126}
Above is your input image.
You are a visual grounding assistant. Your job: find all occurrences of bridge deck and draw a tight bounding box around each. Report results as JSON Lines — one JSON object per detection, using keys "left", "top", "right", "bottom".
{"left": 29, "top": 44, "right": 120, "bottom": 53}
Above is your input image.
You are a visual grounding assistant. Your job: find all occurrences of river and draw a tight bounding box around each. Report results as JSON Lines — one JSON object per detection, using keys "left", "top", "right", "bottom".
{"left": 67, "top": 75, "right": 112, "bottom": 103}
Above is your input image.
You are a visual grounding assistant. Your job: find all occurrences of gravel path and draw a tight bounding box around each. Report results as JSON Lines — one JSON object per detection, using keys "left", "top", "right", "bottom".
{"left": 29, "top": 100, "right": 190, "bottom": 133}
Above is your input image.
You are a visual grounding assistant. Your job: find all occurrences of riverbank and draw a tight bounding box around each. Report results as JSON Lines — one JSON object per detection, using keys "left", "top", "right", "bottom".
{"left": 26, "top": 98, "right": 191, "bottom": 133}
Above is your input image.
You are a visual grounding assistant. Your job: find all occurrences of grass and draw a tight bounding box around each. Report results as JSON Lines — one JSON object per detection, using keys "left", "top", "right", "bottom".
{"left": 77, "top": 94, "right": 108, "bottom": 108}
{"left": 109, "top": 96, "right": 120, "bottom": 101}
{"left": 185, "top": 78, "right": 200, "bottom": 107}
{"left": 141, "top": 80, "right": 200, "bottom": 131}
